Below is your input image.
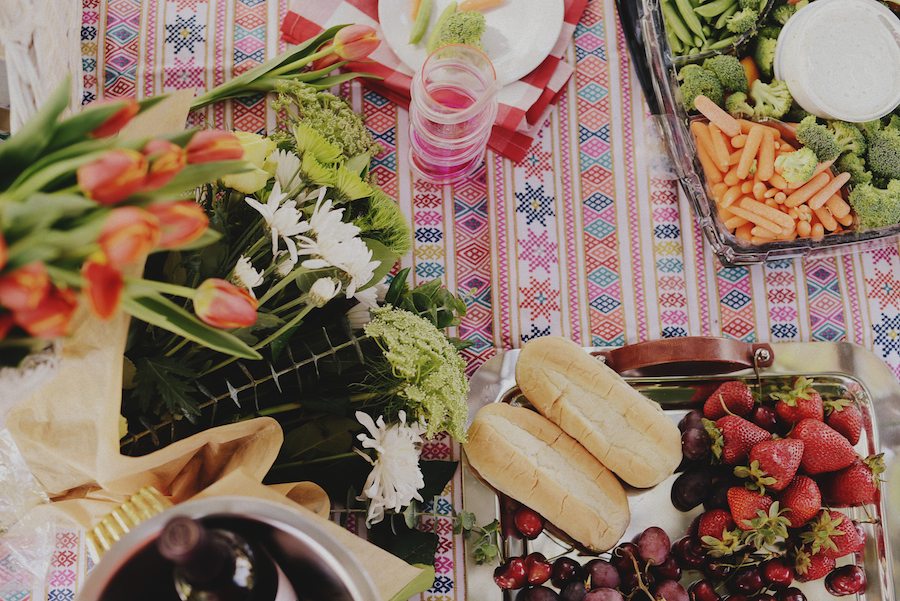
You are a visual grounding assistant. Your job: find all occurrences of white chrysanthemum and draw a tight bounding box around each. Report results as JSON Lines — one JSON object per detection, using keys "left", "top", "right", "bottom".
{"left": 346, "top": 303, "right": 373, "bottom": 330}
{"left": 232, "top": 255, "right": 264, "bottom": 296}
{"left": 341, "top": 238, "right": 380, "bottom": 298}
{"left": 245, "top": 181, "right": 311, "bottom": 261}
{"left": 274, "top": 250, "right": 296, "bottom": 277}
{"left": 355, "top": 410, "right": 426, "bottom": 526}
{"left": 308, "top": 277, "right": 341, "bottom": 308}
{"left": 271, "top": 149, "right": 302, "bottom": 192}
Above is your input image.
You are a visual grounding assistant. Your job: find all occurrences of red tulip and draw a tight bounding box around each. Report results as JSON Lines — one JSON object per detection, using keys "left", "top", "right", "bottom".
{"left": 0, "top": 314, "right": 14, "bottom": 340}
{"left": 77, "top": 149, "right": 148, "bottom": 204}
{"left": 147, "top": 201, "right": 209, "bottom": 249}
{"left": 193, "top": 278, "right": 258, "bottom": 329}
{"left": 185, "top": 130, "right": 243, "bottom": 164}
{"left": 142, "top": 139, "right": 187, "bottom": 190}
{"left": 99, "top": 207, "right": 161, "bottom": 268}
{"left": 312, "top": 26, "right": 380, "bottom": 70}
{"left": 82, "top": 259, "right": 124, "bottom": 320}
{"left": 14, "top": 286, "right": 78, "bottom": 339}
{"left": 90, "top": 99, "right": 140, "bottom": 138}
{"left": 0, "top": 263, "right": 50, "bottom": 311}
{"left": 0, "top": 232, "right": 7, "bottom": 271}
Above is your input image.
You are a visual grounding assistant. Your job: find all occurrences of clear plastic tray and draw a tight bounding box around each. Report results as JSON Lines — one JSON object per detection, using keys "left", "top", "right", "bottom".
{"left": 639, "top": 0, "right": 900, "bottom": 266}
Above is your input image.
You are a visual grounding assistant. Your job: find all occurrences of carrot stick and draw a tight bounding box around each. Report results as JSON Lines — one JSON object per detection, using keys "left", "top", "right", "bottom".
{"left": 729, "top": 149, "right": 743, "bottom": 165}
{"left": 770, "top": 174, "right": 788, "bottom": 190}
{"left": 412, "top": 0, "right": 422, "bottom": 17}
{"left": 737, "top": 120, "right": 781, "bottom": 139}
{"left": 757, "top": 130, "right": 775, "bottom": 181}
{"left": 732, "top": 134, "right": 747, "bottom": 149}
{"left": 825, "top": 194, "right": 851, "bottom": 218}
{"left": 808, "top": 172, "right": 851, "bottom": 210}
{"left": 736, "top": 223, "right": 754, "bottom": 242}
{"left": 725, "top": 215, "right": 750, "bottom": 230}
{"left": 728, "top": 204, "right": 784, "bottom": 234}
{"left": 835, "top": 211, "right": 854, "bottom": 227}
{"left": 741, "top": 57, "right": 759, "bottom": 88}
{"left": 697, "top": 143, "right": 723, "bottom": 184}
{"left": 737, "top": 126, "right": 764, "bottom": 179}
{"left": 753, "top": 181, "right": 768, "bottom": 200}
{"left": 721, "top": 185, "right": 743, "bottom": 208}
{"left": 740, "top": 197, "right": 795, "bottom": 230}
{"left": 741, "top": 181, "right": 753, "bottom": 194}
{"left": 797, "top": 220, "right": 811, "bottom": 237}
{"left": 695, "top": 96, "right": 741, "bottom": 137}
{"left": 784, "top": 172, "right": 830, "bottom": 207}
{"left": 812, "top": 159, "right": 836, "bottom": 179}
{"left": 708, "top": 123, "right": 731, "bottom": 172}
{"left": 811, "top": 223, "right": 825, "bottom": 241}
{"left": 814, "top": 206, "right": 839, "bottom": 231}
{"left": 460, "top": 0, "right": 504, "bottom": 9}
{"left": 751, "top": 225, "right": 778, "bottom": 239}
{"left": 724, "top": 168, "right": 740, "bottom": 186}
{"left": 691, "top": 121, "right": 716, "bottom": 159}
{"left": 712, "top": 182, "right": 729, "bottom": 199}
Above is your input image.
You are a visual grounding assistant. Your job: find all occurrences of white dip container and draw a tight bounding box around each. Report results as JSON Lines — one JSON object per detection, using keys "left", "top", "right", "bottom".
{"left": 774, "top": 0, "right": 900, "bottom": 122}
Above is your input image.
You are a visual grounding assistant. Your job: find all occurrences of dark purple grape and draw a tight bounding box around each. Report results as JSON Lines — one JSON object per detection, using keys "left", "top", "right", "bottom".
{"left": 755, "top": 595, "right": 777, "bottom": 601}
{"left": 776, "top": 588, "right": 806, "bottom": 601}
{"left": 682, "top": 428, "right": 711, "bottom": 461}
{"left": 634, "top": 526, "right": 671, "bottom": 566}
{"left": 653, "top": 579, "right": 689, "bottom": 601}
{"left": 730, "top": 567, "right": 764, "bottom": 595}
{"left": 618, "top": 564, "right": 654, "bottom": 595}
{"left": 584, "top": 589, "right": 624, "bottom": 601}
{"left": 824, "top": 565, "right": 867, "bottom": 596}
{"left": 611, "top": 542, "right": 641, "bottom": 574}
{"left": 679, "top": 410, "right": 704, "bottom": 432}
{"left": 559, "top": 580, "right": 587, "bottom": 601}
{"left": 688, "top": 579, "right": 721, "bottom": 601}
{"left": 516, "top": 586, "right": 561, "bottom": 601}
{"left": 672, "top": 470, "right": 712, "bottom": 511}
{"left": 652, "top": 556, "right": 682, "bottom": 581}
{"left": 703, "top": 478, "right": 737, "bottom": 511}
{"left": 584, "top": 558, "right": 620, "bottom": 589}
{"left": 551, "top": 557, "right": 584, "bottom": 588}
{"left": 672, "top": 537, "right": 706, "bottom": 570}
{"left": 724, "top": 596, "right": 750, "bottom": 601}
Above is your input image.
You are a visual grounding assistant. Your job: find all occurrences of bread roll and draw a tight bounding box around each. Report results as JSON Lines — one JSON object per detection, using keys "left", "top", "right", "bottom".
{"left": 516, "top": 336, "right": 681, "bottom": 488}
{"left": 465, "top": 403, "right": 629, "bottom": 552}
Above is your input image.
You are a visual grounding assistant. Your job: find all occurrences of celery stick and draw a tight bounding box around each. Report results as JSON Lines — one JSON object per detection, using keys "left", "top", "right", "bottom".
{"left": 409, "top": 0, "right": 434, "bottom": 44}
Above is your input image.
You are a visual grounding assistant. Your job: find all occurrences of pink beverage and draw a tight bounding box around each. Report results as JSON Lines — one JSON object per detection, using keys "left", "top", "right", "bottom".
{"left": 409, "top": 45, "right": 498, "bottom": 184}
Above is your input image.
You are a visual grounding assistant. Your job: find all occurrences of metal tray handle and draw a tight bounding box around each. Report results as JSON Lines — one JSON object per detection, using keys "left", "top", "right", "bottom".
{"left": 600, "top": 337, "right": 774, "bottom": 376}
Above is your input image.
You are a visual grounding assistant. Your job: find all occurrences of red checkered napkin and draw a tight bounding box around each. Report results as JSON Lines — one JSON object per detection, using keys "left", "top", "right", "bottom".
{"left": 282, "top": 0, "right": 586, "bottom": 162}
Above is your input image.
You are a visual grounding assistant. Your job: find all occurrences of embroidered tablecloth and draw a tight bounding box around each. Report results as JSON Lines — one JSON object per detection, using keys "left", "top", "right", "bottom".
{"left": 4, "top": 0, "right": 900, "bottom": 599}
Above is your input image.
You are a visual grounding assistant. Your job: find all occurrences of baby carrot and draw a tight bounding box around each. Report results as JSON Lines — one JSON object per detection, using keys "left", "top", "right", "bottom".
{"left": 736, "top": 222, "right": 754, "bottom": 242}
{"left": 721, "top": 185, "right": 742, "bottom": 207}
{"left": 691, "top": 121, "right": 716, "bottom": 157}
{"left": 740, "top": 197, "right": 795, "bottom": 231}
{"left": 764, "top": 188, "right": 778, "bottom": 199}
{"left": 808, "top": 172, "right": 851, "bottom": 210}
{"left": 757, "top": 130, "right": 775, "bottom": 181}
{"left": 741, "top": 181, "right": 753, "bottom": 194}
{"left": 751, "top": 226, "right": 778, "bottom": 239}
{"left": 784, "top": 172, "right": 830, "bottom": 207}
{"left": 835, "top": 211, "right": 854, "bottom": 227}
{"left": 737, "top": 120, "right": 781, "bottom": 140}
{"left": 774, "top": 191, "right": 786, "bottom": 203}
{"left": 724, "top": 168, "right": 740, "bottom": 186}
{"left": 797, "top": 220, "right": 811, "bottom": 237}
{"left": 824, "top": 194, "right": 850, "bottom": 218}
{"left": 712, "top": 182, "right": 729, "bottom": 199}
{"left": 811, "top": 223, "right": 825, "bottom": 241}
{"left": 708, "top": 123, "right": 731, "bottom": 172}
{"left": 812, "top": 159, "right": 837, "bottom": 179}
{"left": 814, "top": 206, "right": 839, "bottom": 231}
{"left": 752, "top": 181, "right": 767, "bottom": 200}
{"left": 697, "top": 143, "right": 724, "bottom": 184}
{"left": 729, "top": 149, "right": 743, "bottom": 165}
{"left": 695, "top": 96, "right": 741, "bottom": 137}
{"left": 769, "top": 174, "right": 788, "bottom": 190}
{"left": 737, "top": 126, "right": 764, "bottom": 179}
{"left": 725, "top": 215, "right": 750, "bottom": 230}
{"left": 729, "top": 204, "right": 783, "bottom": 234}
{"left": 731, "top": 134, "right": 747, "bottom": 149}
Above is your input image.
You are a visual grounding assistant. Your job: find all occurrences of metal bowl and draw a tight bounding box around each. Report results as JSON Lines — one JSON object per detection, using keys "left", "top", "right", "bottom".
{"left": 77, "top": 496, "right": 379, "bottom": 601}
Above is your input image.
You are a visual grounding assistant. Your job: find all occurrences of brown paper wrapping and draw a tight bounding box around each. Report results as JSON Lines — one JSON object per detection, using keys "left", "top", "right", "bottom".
{"left": 4, "top": 92, "right": 428, "bottom": 600}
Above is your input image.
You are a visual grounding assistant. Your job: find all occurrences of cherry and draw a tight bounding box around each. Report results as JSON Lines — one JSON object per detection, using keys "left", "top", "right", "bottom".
{"left": 514, "top": 507, "right": 545, "bottom": 539}
{"left": 610, "top": 542, "right": 641, "bottom": 574}
{"left": 688, "top": 579, "right": 721, "bottom": 601}
{"left": 652, "top": 556, "right": 682, "bottom": 581}
{"left": 559, "top": 580, "right": 587, "bottom": 601}
{"left": 824, "top": 564, "right": 867, "bottom": 596}
{"left": 730, "top": 567, "right": 764, "bottom": 595}
{"left": 494, "top": 557, "right": 527, "bottom": 589}
{"left": 776, "top": 588, "right": 806, "bottom": 601}
{"left": 761, "top": 558, "right": 794, "bottom": 590}
{"left": 524, "top": 552, "right": 553, "bottom": 586}
{"left": 749, "top": 405, "right": 778, "bottom": 432}
{"left": 703, "top": 560, "right": 734, "bottom": 580}
{"left": 551, "top": 557, "right": 584, "bottom": 588}
{"left": 672, "top": 537, "right": 706, "bottom": 570}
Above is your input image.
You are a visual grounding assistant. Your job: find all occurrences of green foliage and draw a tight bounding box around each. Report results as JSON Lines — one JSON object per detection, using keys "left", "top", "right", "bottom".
{"left": 679, "top": 64, "right": 724, "bottom": 111}
{"left": 383, "top": 267, "right": 468, "bottom": 330}
{"left": 133, "top": 356, "right": 200, "bottom": 417}
{"left": 454, "top": 513, "right": 501, "bottom": 564}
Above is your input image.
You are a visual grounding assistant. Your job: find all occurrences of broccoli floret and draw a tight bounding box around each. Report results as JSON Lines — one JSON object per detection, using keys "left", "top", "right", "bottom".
{"left": 771, "top": 0, "right": 808, "bottom": 24}
{"left": 828, "top": 121, "right": 867, "bottom": 157}
{"left": 740, "top": 0, "right": 762, "bottom": 9}
{"left": 848, "top": 181, "right": 900, "bottom": 230}
{"left": 796, "top": 115, "right": 841, "bottom": 161}
{"left": 751, "top": 79, "right": 792, "bottom": 120}
{"left": 857, "top": 119, "right": 883, "bottom": 142}
{"left": 758, "top": 25, "right": 783, "bottom": 39}
{"left": 678, "top": 65, "right": 724, "bottom": 111}
{"left": 703, "top": 55, "right": 749, "bottom": 93}
{"left": 725, "top": 92, "right": 755, "bottom": 119}
{"left": 754, "top": 37, "right": 778, "bottom": 80}
{"left": 428, "top": 10, "right": 485, "bottom": 52}
{"left": 785, "top": 101, "right": 813, "bottom": 123}
{"left": 726, "top": 8, "right": 760, "bottom": 33}
{"left": 836, "top": 153, "right": 873, "bottom": 187}
{"left": 867, "top": 127, "right": 900, "bottom": 180}
{"left": 774, "top": 147, "right": 818, "bottom": 183}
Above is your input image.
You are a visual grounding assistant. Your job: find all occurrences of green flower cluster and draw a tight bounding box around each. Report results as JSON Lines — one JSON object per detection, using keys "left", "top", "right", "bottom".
{"left": 365, "top": 307, "right": 469, "bottom": 441}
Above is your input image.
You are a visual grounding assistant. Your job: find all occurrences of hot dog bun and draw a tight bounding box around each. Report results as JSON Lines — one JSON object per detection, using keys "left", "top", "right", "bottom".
{"left": 516, "top": 336, "right": 681, "bottom": 488}
{"left": 465, "top": 403, "right": 629, "bottom": 552}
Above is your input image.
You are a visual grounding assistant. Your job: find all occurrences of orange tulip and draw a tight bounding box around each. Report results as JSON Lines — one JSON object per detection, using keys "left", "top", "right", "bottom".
{"left": 185, "top": 131, "right": 243, "bottom": 164}
{"left": 0, "top": 232, "right": 7, "bottom": 271}
{"left": 313, "top": 24, "right": 380, "bottom": 71}
{"left": 0, "top": 263, "right": 50, "bottom": 311}
{"left": 99, "top": 207, "right": 161, "bottom": 268}
{"left": 193, "top": 278, "right": 258, "bottom": 329}
{"left": 82, "top": 259, "right": 124, "bottom": 319}
{"left": 90, "top": 99, "right": 140, "bottom": 138}
{"left": 147, "top": 201, "right": 209, "bottom": 249}
{"left": 77, "top": 149, "right": 148, "bottom": 204}
{"left": 14, "top": 286, "right": 78, "bottom": 339}
{"left": 142, "top": 139, "right": 187, "bottom": 190}
{"left": 0, "top": 314, "right": 14, "bottom": 340}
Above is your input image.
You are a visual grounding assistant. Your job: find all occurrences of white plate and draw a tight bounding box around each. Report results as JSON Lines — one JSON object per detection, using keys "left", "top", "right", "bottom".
{"left": 378, "top": 0, "right": 565, "bottom": 87}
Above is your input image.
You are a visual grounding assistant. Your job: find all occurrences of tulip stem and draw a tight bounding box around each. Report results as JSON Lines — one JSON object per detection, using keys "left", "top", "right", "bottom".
{"left": 269, "top": 48, "right": 333, "bottom": 77}
{"left": 45, "top": 265, "right": 82, "bottom": 287}
{"left": 128, "top": 278, "right": 196, "bottom": 299}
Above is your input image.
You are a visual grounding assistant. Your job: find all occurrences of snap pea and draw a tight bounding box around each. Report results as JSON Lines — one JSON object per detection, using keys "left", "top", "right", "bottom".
{"left": 667, "top": 26, "right": 684, "bottom": 53}
{"left": 674, "top": 0, "right": 706, "bottom": 38}
{"left": 714, "top": 3, "right": 739, "bottom": 29}
{"left": 693, "top": 0, "right": 736, "bottom": 18}
{"left": 693, "top": 35, "right": 704, "bottom": 46}
{"left": 708, "top": 35, "right": 738, "bottom": 49}
{"left": 701, "top": 24, "right": 712, "bottom": 36}
{"left": 662, "top": 1, "right": 694, "bottom": 45}
{"left": 408, "top": 0, "right": 433, "bottom": 44}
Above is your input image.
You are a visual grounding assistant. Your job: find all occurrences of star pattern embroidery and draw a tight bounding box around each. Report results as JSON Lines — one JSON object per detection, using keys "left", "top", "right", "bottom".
{"left": 866, "top": 268, "right": 900, "bottom": 311}
{"left": 519, "top": 277, "right": 560, "bottom": 321}
{"left": 515, "top": 182, "right": 555, "bottom": 226}
{"left": 165, "top": 14, "right": 205, "bottom": 54}
{"left": 873, "top": 313, "right": 900, "bottom": 358}
{"left": 519, "top": 229, "right": 558, "bottom": 274}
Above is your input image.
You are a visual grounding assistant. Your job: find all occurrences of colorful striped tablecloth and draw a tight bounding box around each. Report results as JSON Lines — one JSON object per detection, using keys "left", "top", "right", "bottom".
{"left": 4, "top": 0, "right": 900, "bottom": 599}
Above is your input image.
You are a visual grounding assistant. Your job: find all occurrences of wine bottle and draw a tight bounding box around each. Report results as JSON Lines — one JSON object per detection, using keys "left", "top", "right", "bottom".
{"left": 157, "top": 516, "right": 295, "bottom": 601}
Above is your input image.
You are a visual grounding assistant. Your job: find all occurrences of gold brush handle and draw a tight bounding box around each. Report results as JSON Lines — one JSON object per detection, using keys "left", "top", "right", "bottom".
{"left": 85, "top": 486, "right": 172, "bottom": 564}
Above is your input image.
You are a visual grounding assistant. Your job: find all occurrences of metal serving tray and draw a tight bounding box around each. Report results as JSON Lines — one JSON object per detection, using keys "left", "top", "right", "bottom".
{"left": 461, "top": 340, "right": 900, "bottom": 599}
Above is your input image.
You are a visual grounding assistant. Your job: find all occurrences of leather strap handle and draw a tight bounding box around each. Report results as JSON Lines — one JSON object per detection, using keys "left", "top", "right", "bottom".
{"left": 599, "top": 337, "right": 774, "bottom": 377}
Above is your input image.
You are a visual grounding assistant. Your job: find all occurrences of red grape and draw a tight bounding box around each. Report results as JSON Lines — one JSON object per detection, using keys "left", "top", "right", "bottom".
{"left": 653, "top": 555, "right": 682, "bottom": 581}
{"left": 515, "top": 507, "right": 545, "bottom": 539}
{"left": 559, "top": 580, "right": 587, "bottom": 601}
{"left": 730, "top": 567, "right": 764, "bottom": 595}
{"left": 635, "top": 526, "right": 671, "bottom": 566}
{"left": 824, "top": 565, "right": 867, "bottom": 596}
{"left": 611, "top": 542, "right": 641, "bottom": 574}
{"left": 551, "top": 557, "right": 584, "bottom": 588}
{"left": 688, "top": 579, "right": 721, "bottom": 601}
{"left": 584, "top": 589, "right": 624, "bottom": 601}
{"left": 679, "top": 410, "right": 704, "bottom": 432}
{"left": 672, "top": 537, "right": 706, "bottom": 570}
{"left": 761, "top": 558, "right": 794, "bottom": 590}
{"left": 584, "top": 558, "right": 620, "bottom": 589}
{"left": 672, "top": 470, "right": 712, "bottom": 511}
{"left": 776, "top": 588, "right": 806, "bottom": 601}
{"left": 516, "top": 586, "right": 561, "bottom": 601}
{"left": 755, "top": 595, "right": 776, "bottom": 601}
{"left": 654, "top": 579, "right": 689, "bottom": 601}
{"left": 682, "top": 428, "right": 711, "bottom": 461}
{"left": 494, "top": 557, "right": 527, "bottom": 589}
{"left": 524, "top": 552, "right": 552, "bottom": 586}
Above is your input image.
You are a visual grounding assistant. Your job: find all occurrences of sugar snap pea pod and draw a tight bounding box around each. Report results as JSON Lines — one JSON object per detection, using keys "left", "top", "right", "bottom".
{"left": 662, "top": 1, "right": 694, "bottom": 45}
{"left": 693, "top": 35, "right": 703, "bottom": 46}
{"left": 667, "top": 27, "right": 685, "bottom": 53}
{"left": 674, "top": 0, "right": 706, "bottom": 37}
{"left": 714, "top": 3, "right": 739, "bottom": 28}
{"left": 701, "top": 24, "right": 712, "bottom": 35}
{"left": 708, "top": 35, "right": 737, "bottom": 49}
{"left": 408, "top": 0, "right": 433, "bottom": 44}
{"left": 693, "top": 0, "right": 736, "bottom": 18}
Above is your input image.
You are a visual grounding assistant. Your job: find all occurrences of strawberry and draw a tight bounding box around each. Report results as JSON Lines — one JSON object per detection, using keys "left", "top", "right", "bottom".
{"left": 801, "top": 510, "right": 864, "bottom": 559}
{"left": 734, "top": 439, "right": 804, "bottom": 493}
{"left": 794, "top": 546, "right": 836, "bottom": 582}
{"left": 779, "top": 475, "right": 821, "bottom": 528}
{"left": 824, "top": 397, "right": 863, "bottom": 445}
{"left": 772, "top": 376, "right": 824, "bottom": 425}
{"left": 703, "top": 380, "right": 754, "bottom": 419}
{"left": 697, "top": 509, "right": 742, "bottom": 557}
{"left": 788, "top": 418, "right": 857, "bottom": 474}
{"left": 820, "top": 454, "right": 884, "bottom": 507}
{"left": 704, "top": 416, "right": 771, "bottom": 465}
{"left": 727, "top": 486, "right": 773, "bottom": 531}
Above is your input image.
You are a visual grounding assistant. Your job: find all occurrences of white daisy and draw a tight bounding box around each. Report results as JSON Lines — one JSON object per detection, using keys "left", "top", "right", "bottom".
{"left": 274, "top": 250, "right": 296, "bottom": 277}
{"left": 355, "top": 410, "right": 426, "bottom": 526}
{"left": 340, "top": 238, "right": 380, "bottom": 298}
{"left": 308, "top": 277, "right": 341, "bottom": 308}
{"left": 270, "top": 149, "right": 302, "bottom": 193}
{"left": 245, "top": 181, "right": 311, "bottom": 261}
{"left": 232, "top": 255, "right": 264, "bottom": 296}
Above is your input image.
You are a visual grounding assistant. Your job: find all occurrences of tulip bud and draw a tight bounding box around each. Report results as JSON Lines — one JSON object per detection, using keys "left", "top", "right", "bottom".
{"left": 142, "top": 139, "right": 187, "bottom": 190}
{"left": 0, "top": 232, "right": 7, "bottom": 271}
{"left": 333, "top": 24, "right": 380, "bottom": 61}
{"left": 77, "top": 149, "right": 149, "bottom": 204}
{"left": 193, "top": 278, "right": 258, "bottom": 329}
{"left": 147, "top": 201, "right": 209, "bottom": 249}
{"left": 0, "top": 263, "right": 50, "bottom": 311}
{"left": 14, "top": 286, "right": 78, "bottom": 339}
{"left": 0, "top": 313, "right": 13, "bottom": 340}
{"left": 185, "top": 130, "right": 244, "bottom": 164}
{"left": 90, "top": 99, "right": 140, "bottom": 138}
{"left": 82, "top": 259, "right": 124, "bottom": 320}
{"left": 99, "top": 207, "right": 161, "bottom": 268}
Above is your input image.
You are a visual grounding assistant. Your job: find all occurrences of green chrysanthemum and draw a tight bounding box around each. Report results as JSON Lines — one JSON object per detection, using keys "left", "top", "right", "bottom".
{"left": 354, "top": 187, "right": 412, "bottom": 255}
{"left": 293, "top": 122, "right": 342, "bottom": 164}
{"left": 334, "top": 165, "right": 374, "bottom": 201}
{"left": 301, "top": 151, "right": 336, "bottom": 187}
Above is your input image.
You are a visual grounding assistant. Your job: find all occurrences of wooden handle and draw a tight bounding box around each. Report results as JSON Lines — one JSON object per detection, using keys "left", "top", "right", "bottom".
{"left": 600, "top": 337, "right": 774, "bottom": 376}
